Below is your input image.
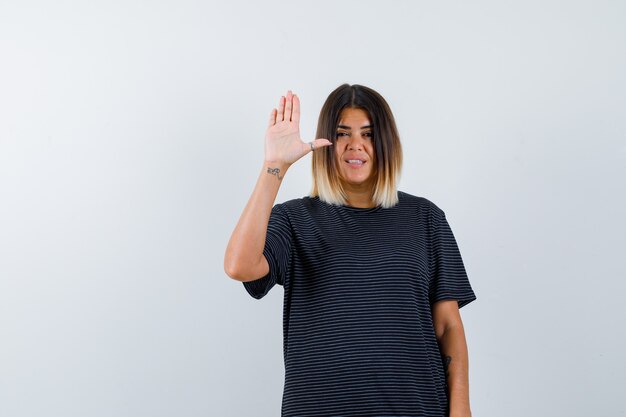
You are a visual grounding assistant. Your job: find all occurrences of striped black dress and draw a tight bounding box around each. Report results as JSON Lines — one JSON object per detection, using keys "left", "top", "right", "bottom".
{"left": 243, "top": 191, "right": 477, "bottom": 417}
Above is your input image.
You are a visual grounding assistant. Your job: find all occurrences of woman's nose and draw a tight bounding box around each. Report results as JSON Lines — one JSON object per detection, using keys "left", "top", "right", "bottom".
{"left": 348, "top": 135, "right": 364, "bottom": 150}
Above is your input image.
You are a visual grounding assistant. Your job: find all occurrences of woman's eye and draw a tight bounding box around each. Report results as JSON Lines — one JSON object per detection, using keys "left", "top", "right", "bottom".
{"left": 335, "top": 131, "right": 372, "bottom": 139}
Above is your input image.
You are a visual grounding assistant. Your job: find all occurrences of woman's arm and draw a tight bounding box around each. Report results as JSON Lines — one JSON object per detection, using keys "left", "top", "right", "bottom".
{"left": 433, "top": 299, "right": 473, "bottom": 417}
{"left": 224, "top": 161, "right": 288, "bottom": 281}
{"left": 224, "top": 91, "right": 331, "bottom": 282}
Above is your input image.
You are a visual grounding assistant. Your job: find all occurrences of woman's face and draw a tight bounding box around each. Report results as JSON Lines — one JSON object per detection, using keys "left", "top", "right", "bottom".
{"left": 334, "top": 107, "right": 376, "bottom": 189}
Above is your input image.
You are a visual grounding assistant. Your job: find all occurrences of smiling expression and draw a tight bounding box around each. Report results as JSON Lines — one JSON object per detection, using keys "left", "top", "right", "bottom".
{"left": 334, "top": 108, "right": 376, "bottom": 190}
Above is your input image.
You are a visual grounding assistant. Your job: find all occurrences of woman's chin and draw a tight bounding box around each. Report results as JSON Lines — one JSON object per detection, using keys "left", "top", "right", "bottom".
{"left": 340, "top": 176, "right": 374, "bottom": 189}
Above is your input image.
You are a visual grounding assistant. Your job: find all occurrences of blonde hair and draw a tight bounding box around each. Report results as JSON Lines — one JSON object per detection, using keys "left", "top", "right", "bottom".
{"left": 311, "top": 84, "right": 402, "bottom": 208}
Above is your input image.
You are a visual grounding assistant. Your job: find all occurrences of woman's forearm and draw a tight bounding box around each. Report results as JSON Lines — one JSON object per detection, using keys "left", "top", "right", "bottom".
{"left": 438, "top": 323, "right": 472, "bottom": 417}
{"left": 223, "top": 161, "right": 289, "bottom": 281}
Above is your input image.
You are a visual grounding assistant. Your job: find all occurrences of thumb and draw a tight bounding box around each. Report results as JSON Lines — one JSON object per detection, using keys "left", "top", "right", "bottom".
{"left": 310, "top": 138, "right": 333, "bottom": 150}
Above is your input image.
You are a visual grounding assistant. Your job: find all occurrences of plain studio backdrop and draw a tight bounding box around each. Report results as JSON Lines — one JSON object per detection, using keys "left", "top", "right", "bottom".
{"left": 1, "top": 1, "right": 625, "bottom": 416}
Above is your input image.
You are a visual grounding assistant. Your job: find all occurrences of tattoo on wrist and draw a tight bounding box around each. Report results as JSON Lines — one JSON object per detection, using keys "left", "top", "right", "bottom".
{"left": 267, "top": 167, "right": 283, "bottom": 180}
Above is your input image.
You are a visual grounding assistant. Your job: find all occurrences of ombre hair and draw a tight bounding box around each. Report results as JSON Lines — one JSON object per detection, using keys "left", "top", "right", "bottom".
{"left": 310, "top": 84, "right": 403, "bottom": 208}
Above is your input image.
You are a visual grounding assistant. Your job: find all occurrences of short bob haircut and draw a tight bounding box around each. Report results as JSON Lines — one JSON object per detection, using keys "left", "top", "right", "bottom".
{"left": 310, "top": 84, "right": 403, "bottom": 208}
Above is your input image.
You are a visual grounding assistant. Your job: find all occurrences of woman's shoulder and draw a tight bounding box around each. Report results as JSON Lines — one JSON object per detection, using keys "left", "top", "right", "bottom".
{"left": 397, "top": 190, "right": 437, "bottom": 209}
{"left": 270, "top": 196, "right": 321, "bottom": 219}
{"left": 273, "top": 196, "right": 318, "bottom": 210}
{"left": 397, "top": 191, "right": 449, "bottom": 221}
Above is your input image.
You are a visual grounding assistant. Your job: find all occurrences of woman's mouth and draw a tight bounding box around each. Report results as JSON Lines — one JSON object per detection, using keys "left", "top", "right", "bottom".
{"left": 346, "top": 159, "right": 365, "bottom": 166}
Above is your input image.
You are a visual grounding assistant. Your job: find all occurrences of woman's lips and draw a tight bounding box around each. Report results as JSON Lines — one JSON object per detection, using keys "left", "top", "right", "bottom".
{"left": 345, "top": 159, "right": 366, "bottom": 168}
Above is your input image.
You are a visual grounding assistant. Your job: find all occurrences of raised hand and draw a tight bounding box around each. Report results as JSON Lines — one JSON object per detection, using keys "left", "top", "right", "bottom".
{"left": 264, "top": 90, "right": 332, "bottom": 166}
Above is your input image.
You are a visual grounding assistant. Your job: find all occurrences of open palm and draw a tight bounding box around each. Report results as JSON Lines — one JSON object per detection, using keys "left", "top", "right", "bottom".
{"left": 265, "top": 90, "right": 332, "bottom": 165}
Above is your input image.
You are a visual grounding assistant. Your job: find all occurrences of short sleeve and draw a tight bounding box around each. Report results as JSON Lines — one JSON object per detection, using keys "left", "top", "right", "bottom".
{"left": 429, "top": 203, "right": 477, "bottom": 309}
{"left": 242, "top": 203, "right": 293, "bottom": 300}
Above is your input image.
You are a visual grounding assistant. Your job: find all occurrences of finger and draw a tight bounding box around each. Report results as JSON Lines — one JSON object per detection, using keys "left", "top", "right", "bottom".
{"left": 268, "top": 108, "right": 277, "bottom": 127}
{"left": 292, "top": 94, "right": 301, "bottom": 124}
{"left": 276, "top": 96, "right": 285, "bottom": 122}
{"left": 285, "top": 90, "right": 293, "bottom": 122}
{"left": 307, "top": 138, "right": 333, "bottom": 153}
{"left": 313, "top": 138, "right": 333, "bottom": 148}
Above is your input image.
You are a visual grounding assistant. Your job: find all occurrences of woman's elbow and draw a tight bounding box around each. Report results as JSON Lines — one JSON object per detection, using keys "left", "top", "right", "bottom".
{"left": 224, "top": 256, "right": 245, "bottom": 281}
{"left": 224, "top": 256, "right": 267, "bottom": 282}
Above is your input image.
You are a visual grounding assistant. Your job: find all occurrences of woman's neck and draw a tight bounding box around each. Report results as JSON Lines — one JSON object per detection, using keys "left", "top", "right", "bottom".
{"left": 343, "top": 185, "right": 376, "bottom": 208}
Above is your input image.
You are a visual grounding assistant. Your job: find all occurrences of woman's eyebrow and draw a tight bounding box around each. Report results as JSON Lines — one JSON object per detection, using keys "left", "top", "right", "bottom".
{"left": 337, "top": 124, "right": 373, "bottom": 130}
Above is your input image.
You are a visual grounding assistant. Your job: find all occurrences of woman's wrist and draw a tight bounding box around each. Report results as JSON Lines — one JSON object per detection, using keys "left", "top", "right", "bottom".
{"left": 263, "top": 160, "right": 290, "bottom": 180}
{"left": 449, "top": 401, "right": 472, "bottom": 417}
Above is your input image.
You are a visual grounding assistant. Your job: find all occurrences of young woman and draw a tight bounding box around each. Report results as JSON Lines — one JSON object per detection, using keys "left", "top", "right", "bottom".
{"left": 224, "top": 84, "right": 477, "bottom": 417}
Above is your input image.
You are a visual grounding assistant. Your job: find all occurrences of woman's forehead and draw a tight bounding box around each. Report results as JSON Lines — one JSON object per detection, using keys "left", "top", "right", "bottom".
{"left": 338, "top": 108, "right": 371, "bottom": 127}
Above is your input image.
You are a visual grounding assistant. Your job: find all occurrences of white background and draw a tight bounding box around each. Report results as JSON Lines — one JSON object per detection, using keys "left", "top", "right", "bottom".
{"left": 1, "top": 1, "right": 625, "bottom": 416}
